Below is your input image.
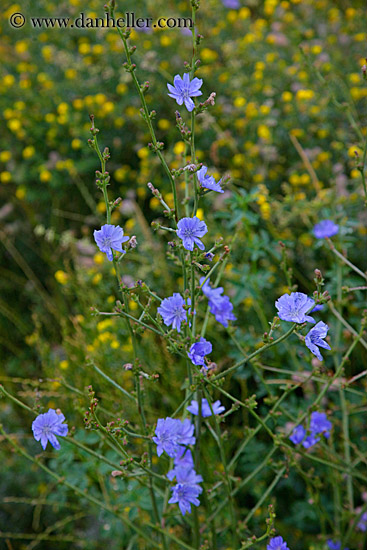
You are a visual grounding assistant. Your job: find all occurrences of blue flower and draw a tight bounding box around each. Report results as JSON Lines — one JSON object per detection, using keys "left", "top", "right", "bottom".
{"left": 289, "top": 425, "right": 306, "bottom": 445}
{"left": 313, "top": 220, "right": 339, "bottom": 239}
{"left": 93, "top": 224, "right": 129, "bottom": 261}
{"left": 222, "top": 0, "right": 240, "bottom": 8}
{"left": 152, "top": 418, "right": 196, "bottom": 458}
{"left": 177, "top": 217, "right": 208, "bottom": 251}
{"left": 200, "top": 277, "right": 237, "bottom": 327}
{"left": 167, "top": 73, "right": 203, "bottom": 112}
{"left": 167, "top": 448, "right": 195, "bottom": 481}
{"left": 267, "top": 536, "right": 290, "bottom": 550}
{"left": 201, "top": 277, "right": 225, "bottom": 306}
{"left": 309, "top": 411, "right": 332, "bottom": 438}
{"left": 302, "top": 433, "right": 321, "bottom": 449}
{"left": 32, "top": 409, "right": 68, "bottom": 450}
{"left": 177, "top": 418, "right": 196, "bottom": 446}
{"left": 209, "top": 295, "right": 236, "bottom": 327}
{"left": 187, "top": 338, "right": 212, "bottom": 366}
{"left": 275, "top": 292, "right": 315, "bottom": 324}
{"left": 153, "top": 417, "right": 182, "bottom": 457}
{"left": 197, "top": 166, "right": 224, "bottom": 193}
{"left": 357, "top": 512, "right": 367, "bottom": 532}
{"left": 157, "top": 293, "right": 188, "bottom": 332}
{"left": 326, "top": 540, "right": 349, "bottom": 550}
{"left": 169, "top": 481, "right": 203, "bottom": 515}
{"left": 187, "top": 398, "right": 225, "bottom": 417}
{"left": 311, "top": 304, "right": 324, "bottom": 312}
{"left": 305, "top": 321, "right": 331, "bottom": 361}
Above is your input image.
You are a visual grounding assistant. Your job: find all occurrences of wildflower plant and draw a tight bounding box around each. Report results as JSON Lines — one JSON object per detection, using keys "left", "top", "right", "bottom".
{"left": 1, "top": 0, "right": 367, "bottom": 549}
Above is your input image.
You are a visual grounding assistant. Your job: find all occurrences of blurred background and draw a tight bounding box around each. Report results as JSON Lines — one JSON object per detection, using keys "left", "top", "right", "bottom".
{"left": 1, "top": 0, "right": 366, "bottom": 548}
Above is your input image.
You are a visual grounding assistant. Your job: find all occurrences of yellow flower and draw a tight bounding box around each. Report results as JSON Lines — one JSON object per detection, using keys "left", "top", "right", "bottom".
{"left": 15, "top": 40, "right": 28, "bottom": 54}
{"left": 116, "top": 83, "right": 127, "bottom": 95}
{"left": 0, "top": 171, "right": 11, "bottom": 183}
{"left": 234, "top": 97, "right": 246, "bottom": 108}
{"left": 196, "top": 208, "right": 204, "bottom": 220}
{"left": 173, "top": 141, "right": 186, "bottom": 155}
{"left": 158, "top": 119, "right": 170, "bottom": 130}
{"left": 201, "top": 48, "right": 218, "bottom": 63}
{"left": 257, "top": 125, "right": 271, "bottom": 141}
{"left": 0, "top": 151, "right": 11, "bottom": 162}
{"left": 8, "top": 119, "right": 21, "bottom": 132}
{"left": 40, "top": 170, "right": 52, "bottom": 183}
{"left": 65, "top": 68, "right": 77, "bottom": 79}
{"left": 137, "top": 147, "right": 149, "bottom": 159}
{"left": 3, "top": 74, "right": 15, "bottom": 87}
{"left": 282, "top": 91, "right": 293, "bottom": 102}
{"left": 15, "top": 186, "right": 26, "bottom": 200}
{"left": 23, "top": 146, "right": 35, "bottom": 159}
{"left": 92, "top": 273, "right": 102, "bottom": 285}
{"left": 59, "top": 360, "right": 69, "bottom": 370}
{"left": 94, "top": 252, "right": 105, "bottom": 265}
{"left": 296, "top": 89, "right": 314, "bottom": 101}
{"left": 54, "top": 270, "right": 68, "bottom": 284}
{"left": 71, "top": 139, "right": 82, "bottom": 150}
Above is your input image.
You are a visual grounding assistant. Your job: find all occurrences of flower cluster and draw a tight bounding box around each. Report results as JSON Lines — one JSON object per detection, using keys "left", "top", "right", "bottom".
{"left": 201, "top": 277, "right": 236, "bottom": 327}
{"left": 153, "top": 417, "right": 202, "bottom": 515}
{"left": 289, "top": 411, "right": 332, "bottom": 449}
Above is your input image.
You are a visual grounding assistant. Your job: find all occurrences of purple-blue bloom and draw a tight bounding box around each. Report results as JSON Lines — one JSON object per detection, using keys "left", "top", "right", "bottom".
{"left": 209, "top": 295, "right": 236, "bottom": 327}
{"left": 152, "top": 417, "right": 196, "bottom": 458}
{"left": 311, "top": 304, "right": 324, "bottom": 312}
{"left": 167, "top": 448, "right": 194, "bottom": 481}
{"left": 167, "top": 73, "right": 203, "bottom": 112}
{"left": 289, "top": 425, "right": 306, "bottom": 445}
{"left": 313, "top": 220, "right": 339, "bottom": 239}
{"left": 222, "top": 0, "right": 240, "bottom": 8}
{"left": 153, "top": 417, "right": 182, "bottom": 457}
{"left": 177, "top": 418, "right": 196, "bottom": 446}
{"left": 309, "top": 411, "right": 332, "bottom": 438}
{"left": 305, "top": 321, "right": 331, "bottom": 361}
{"left": 93, "top": 224, "right": 129, "bottom": 261}
{"left": 275, "top": 292, "right": 315, "bottom": 324}
{"left": 267, "top": 536, "right": 290, "bottom": 550}
{"left": 197, "top": 166, "right": 224, "bottom": 193}
{"left": 32, "top": 409, "right": 68, "bottom": 451}
{"left": 157, "top": 293, "right": 188, "bottom": 332}
{"left": 200, "top": 277, "right": 237, "bottom": 327}
{"left": 187, "top": 337, "right": 212, "bottom": 366}
{"left": 302, "top": 433, "right": 321, "bottom": 449}
{"left": 357, "top": 511, "right": 367, "bottom": 531}
{"left": 187, "top": 398, "right": 225, "bottom": 417}
{"left": 169, "top": 481, "right": 203, "bottom": 515}
{"left": 201, "top": 277, "right": 225, "bottom": 306}
{"left": 326, "top": 540, "right": 349, "bottom": 550}
{"left": 177, "top": 216, "right": 208, "bottom": 251}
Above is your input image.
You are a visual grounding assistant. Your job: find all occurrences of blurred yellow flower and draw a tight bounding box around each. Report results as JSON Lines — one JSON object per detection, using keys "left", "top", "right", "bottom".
{"left": 54, "top": 270, "right": 68, "bottom": 284}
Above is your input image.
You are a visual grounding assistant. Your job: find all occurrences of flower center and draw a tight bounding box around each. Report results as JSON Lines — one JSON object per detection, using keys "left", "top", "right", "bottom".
{"left": 102, "top": 237, "right": 112, "bottom": 248}
{"left": 184, "top": 228, "right": 194, "bottom": 237}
